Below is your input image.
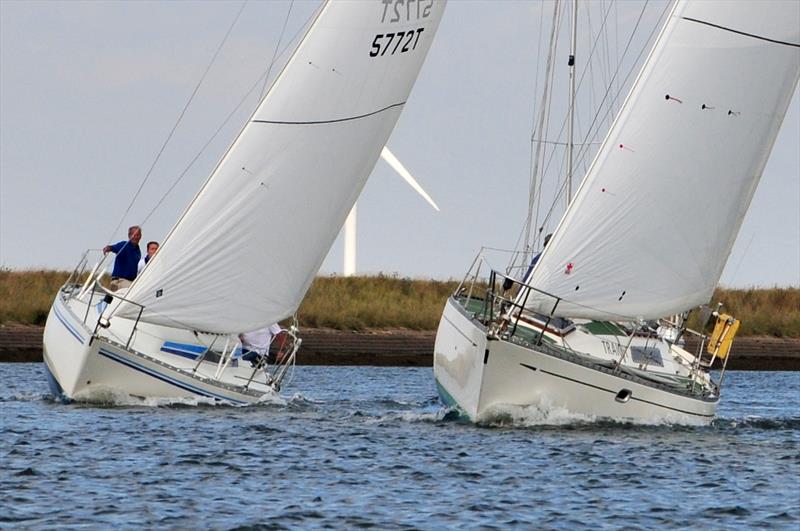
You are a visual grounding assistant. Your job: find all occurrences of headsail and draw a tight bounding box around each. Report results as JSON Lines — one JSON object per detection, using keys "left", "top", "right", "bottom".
{"left": 524, "top": 0, "right": 799, "bottom": 321}
{"left": 116, "top": 0, "right": 446, "bottom": 332}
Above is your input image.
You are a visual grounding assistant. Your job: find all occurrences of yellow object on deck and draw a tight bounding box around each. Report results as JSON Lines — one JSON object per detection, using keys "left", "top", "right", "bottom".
{"left": 707, "top": 313, "right": 740, "bottom": 360}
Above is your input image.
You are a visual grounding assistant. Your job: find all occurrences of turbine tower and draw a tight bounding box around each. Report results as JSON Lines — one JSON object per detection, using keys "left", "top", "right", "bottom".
{"left": 343, "top": 146, "right": 440, "bottom": 276}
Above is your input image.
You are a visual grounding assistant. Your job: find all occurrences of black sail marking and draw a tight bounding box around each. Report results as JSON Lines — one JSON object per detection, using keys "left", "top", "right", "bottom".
{"left": 682, "top": 17, "right": 800, "bottom": 48}
{"left": 252, "top": 101, "right": 406, "bottom": 126}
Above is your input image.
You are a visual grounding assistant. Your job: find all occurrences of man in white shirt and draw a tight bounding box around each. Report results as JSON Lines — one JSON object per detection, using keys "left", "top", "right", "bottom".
{"left": 137, "top": 241, "right": 159, "bottom": 274}
{"left": 240, "top": 323, "right": 283, "bottom": 367}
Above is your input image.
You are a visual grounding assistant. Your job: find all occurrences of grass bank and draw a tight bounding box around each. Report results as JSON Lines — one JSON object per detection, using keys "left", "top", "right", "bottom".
{"left": 0, "top": 270, "right": 459, "bottom": 330}
{"left": 299, "top": 276, "right": 459, "bottom": 330}
{"left": 1, "top": 270, "right": 797, "bottom": 336}
{"left": 0, "top": 270, "right": 69, "bottom": 326}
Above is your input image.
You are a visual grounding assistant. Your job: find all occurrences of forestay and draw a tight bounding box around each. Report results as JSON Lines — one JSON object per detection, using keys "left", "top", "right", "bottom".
{"left": 116, "top": 0, "right": 446, "bottom": 333}
{"left": 523, "top": 0, "right": 799, "bottom": 321}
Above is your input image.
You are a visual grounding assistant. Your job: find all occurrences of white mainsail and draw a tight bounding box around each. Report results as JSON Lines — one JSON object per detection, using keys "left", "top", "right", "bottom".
{"left": 523, "top": 0, "right": 799, "bottom": 321}
{"left": 116, "top": 0, "right": 446, "bottom": 332}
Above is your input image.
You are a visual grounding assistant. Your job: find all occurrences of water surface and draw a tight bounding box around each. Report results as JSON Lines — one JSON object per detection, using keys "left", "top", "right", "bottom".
{"left": 2, "top": 364, "right": 798, "bottom": 529}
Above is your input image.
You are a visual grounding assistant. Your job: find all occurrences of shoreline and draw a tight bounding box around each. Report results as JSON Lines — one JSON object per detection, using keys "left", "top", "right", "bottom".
{"left": 1, "top": 324, "right": 799, "bottom": 369}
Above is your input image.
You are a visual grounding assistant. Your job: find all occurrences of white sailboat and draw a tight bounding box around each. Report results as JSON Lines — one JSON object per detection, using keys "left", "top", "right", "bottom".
{"left": 43, "top": 0, "right": 447, "bottom": 404}
{"left": 434, "top": 0, "right": 799, "bottom": 424}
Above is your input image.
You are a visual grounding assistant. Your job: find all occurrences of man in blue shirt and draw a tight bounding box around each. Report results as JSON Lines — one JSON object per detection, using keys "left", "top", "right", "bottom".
{"left": 103, "top": 225, "right": 142, "bottom": 291}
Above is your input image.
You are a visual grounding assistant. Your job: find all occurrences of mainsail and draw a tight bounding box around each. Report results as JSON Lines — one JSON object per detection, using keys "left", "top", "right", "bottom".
{"left": 116, "top": 0, "right": 446, "bottom": 332}
{"left": 523, "top": 0, "right": 799, "bottom": 321}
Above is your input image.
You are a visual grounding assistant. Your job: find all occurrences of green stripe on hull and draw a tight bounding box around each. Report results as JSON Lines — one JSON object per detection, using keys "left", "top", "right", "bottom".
{"left": 434, "top": 378, "right": 470, "bottom": 421}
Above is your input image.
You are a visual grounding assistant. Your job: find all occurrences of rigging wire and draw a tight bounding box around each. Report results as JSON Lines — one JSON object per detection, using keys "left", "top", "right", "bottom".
{"left": 530, "top": 0, "right": 618, "bottom": 240}
{"left": 586, "top": 3, "right": 597, "bottom": 126}
{"left": 140, "top": 0, "right": 306, "bottom": 226}
{"left": 261, "top": 0, "right": 295, "bottom": 99}
{"left": 105, "top": 0, "right": 249, "bottom": 243}
{"left": 726, "top": 232, "right": 757, "bottom": 286}
{"left": 573, "top": 1, "right": 672, "bottom": 169}
{"left": 534, "top": 0, "right": 668, "bottom": 236}
{"left": 596, "top": 0, "right": 614, "bottom": 123}
{"left": 511, "top": 0, "right": 552, "bottom": 273}
{"left": 601, "top": 0, "right": 615, "bottom": 127}
{"left": 518, "top": 0, "right": 549, "bottom": 260}
{"left": 519, "top": 1, "right": 563, "bottom": 263}
{"left": 614, "top": 0, "right": 620, "bottom": 108}
{"left": 543, "top": 0, "right": 618, "bottom": 196}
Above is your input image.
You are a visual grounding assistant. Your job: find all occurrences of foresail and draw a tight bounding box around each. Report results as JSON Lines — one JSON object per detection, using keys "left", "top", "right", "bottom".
{"left": 116, "top": 0, "right": 446, "bottom": 333}
{"left": 524, "top": 0, "right": 799, "bottom": 321}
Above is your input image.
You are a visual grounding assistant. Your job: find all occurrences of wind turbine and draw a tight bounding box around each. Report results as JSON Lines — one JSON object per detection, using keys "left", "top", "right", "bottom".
{"left": 343, "top": 146, "right": 440, "bottom": 276}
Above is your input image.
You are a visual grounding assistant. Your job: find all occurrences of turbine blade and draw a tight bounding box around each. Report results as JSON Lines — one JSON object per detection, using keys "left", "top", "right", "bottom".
{"left": 381, "top": 147, "right": 440, "bottom": 211}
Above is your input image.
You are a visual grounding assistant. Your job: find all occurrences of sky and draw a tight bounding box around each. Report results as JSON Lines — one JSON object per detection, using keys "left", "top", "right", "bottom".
{"left": 1, "top": 0, "right": 798, "bottom": 287}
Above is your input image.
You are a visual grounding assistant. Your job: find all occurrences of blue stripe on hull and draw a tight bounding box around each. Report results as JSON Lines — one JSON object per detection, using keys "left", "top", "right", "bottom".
{"left": 53, "top": 303, "right": 85, "bottom": 344}
{"left": 97, "top": 348, "right": 248, "bottom": 404}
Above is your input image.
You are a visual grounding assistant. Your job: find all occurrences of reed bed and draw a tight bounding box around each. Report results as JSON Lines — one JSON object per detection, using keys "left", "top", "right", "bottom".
{"left": 1, "top": 270, "right": 797, "bottom": 336}
{"left": 297, "top": 275, "right": 459, "bottom": 330}
{"left": 0, "top": 270, "right": 459, "bottom": 330}
{"left": 0, "top": 270, "right": 70, "bottom": 325}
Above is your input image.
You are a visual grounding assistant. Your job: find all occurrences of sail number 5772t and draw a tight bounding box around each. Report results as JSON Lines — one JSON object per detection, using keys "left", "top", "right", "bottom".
{"left": 369, "top": 28, "right": 425, "bottom": 57}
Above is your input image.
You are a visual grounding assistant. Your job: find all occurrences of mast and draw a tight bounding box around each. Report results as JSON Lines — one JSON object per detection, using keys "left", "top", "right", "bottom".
{"left": 566, "top": 0, "right": 577, "bottom": 208}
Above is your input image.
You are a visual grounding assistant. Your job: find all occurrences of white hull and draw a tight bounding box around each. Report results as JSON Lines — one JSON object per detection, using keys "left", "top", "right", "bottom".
{"left": 43, "top": 291, "right": 279, "bottom": 404}
{"left": 434, "top": 297, "right": 718, "bottom": 424}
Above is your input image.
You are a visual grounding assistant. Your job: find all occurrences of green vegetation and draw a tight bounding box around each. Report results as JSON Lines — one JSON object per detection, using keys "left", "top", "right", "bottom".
{"left": 298, "top": 275, "right": 459, "bottom": 330}
{"left": 0, "top": 270, "right": 459, "bottom": 330}
{"left": 1, "top": 270, "right": 797, "bottom": 336}
{"left": 0, "top": 270, "right": 67, "bottom": 325}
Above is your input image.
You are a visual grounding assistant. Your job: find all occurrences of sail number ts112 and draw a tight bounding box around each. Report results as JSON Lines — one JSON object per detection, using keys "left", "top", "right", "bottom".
{"left": 370, "top": 0, "right": 433, "bottom": 58}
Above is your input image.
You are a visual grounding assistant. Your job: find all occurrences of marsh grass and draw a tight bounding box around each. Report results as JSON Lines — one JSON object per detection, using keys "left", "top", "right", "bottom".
{"left": 0, "top": 270, "right": 459, "bottom": 330}
{"left": 297, "top": 275, "right": 460, "bottom": 330}
{"left": 0, "top": 270, "right": 69, "bottom": 325}
{"left": 1, "top": 270, "right": 796, "bottom": 336}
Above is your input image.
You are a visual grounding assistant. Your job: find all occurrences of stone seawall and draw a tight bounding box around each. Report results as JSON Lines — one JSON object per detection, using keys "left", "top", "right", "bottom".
{"left": 2, "top": 324, "right": 798, "bottom": 369}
